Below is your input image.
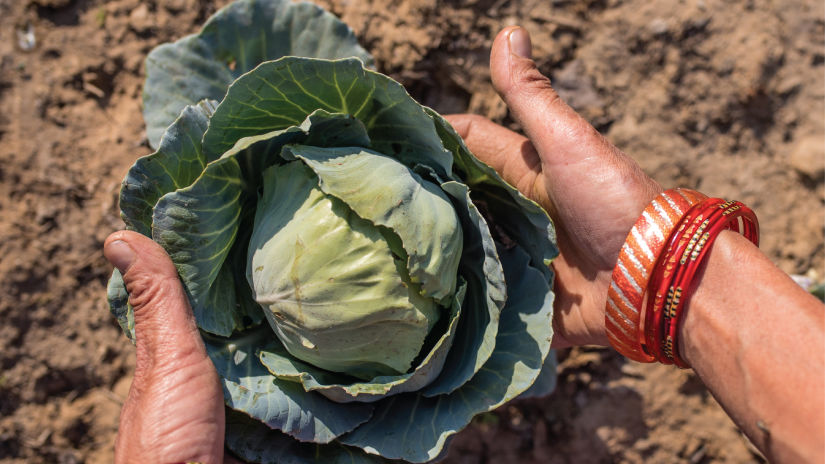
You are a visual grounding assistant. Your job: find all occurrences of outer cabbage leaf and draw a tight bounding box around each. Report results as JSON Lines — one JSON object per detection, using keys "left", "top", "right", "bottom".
{"left": 202, "top": 58, "right": 453, "bottom": 178}
{"left": 121, "top": 100, "right": 216, "bottom": 236}
{"left": 338, "top": 245, "right": 555, "bottom": 462}
{"left": 426, "top": 108, "right": 558, "bottom": 279}
{"left": 419, "top": 181, "right": 505, "bottom": 396}
{"left": 225, "top": 409, "right": 393, "bottom": 464}
{"left": 143, "top": 0, "right": 374, "bottom": 148}
{"left": 205, "top": 328, "right": 375, "bottom": 444}
{"left": 106, "top": 269, "right": 134, "bottom": 341}
{"left": 518, "top": 350, "right": 558, "bottom": 399}
{"left": 107, "top": 100, "right": 218, "bottom": 338}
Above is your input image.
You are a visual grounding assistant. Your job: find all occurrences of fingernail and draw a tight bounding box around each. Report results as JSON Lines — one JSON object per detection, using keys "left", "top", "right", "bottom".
{"left": 107, "top": 240, "right": 135, "bottom": 274}
{"left": 508, "top": 27, "right": 532, "bottom": 59}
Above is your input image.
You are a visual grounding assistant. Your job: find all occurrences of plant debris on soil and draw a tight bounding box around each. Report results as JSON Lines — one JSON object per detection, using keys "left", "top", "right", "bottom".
{"left": 0, "top": 0, "right": 822, "bottom": 463}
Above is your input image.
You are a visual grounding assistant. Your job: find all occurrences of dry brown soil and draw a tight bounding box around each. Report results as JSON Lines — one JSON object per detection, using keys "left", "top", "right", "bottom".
{"left": 0, "top": 0, "right": 822, "bottom": 463}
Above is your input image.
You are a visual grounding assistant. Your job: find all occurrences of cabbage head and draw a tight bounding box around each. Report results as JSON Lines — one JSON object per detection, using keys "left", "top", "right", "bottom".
{"left": 106, "top": 1, "right": 559, "bottom": 462}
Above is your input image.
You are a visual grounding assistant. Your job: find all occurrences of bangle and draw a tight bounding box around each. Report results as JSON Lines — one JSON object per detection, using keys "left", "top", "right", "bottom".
{"left": 607, "top": 191, "right": 759, "bottom": 367}
{"left": 644, "top": 198, "right": 727, "bottom": 363}
{"left": 605, "top": 189, "right": 707, "bottom": 362}
{"left": 660, "top": 199, "right": 758, "bottom": 367}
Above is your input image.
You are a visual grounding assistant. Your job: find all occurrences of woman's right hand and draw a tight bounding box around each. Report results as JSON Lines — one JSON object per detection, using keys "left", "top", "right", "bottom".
{"left": 447, "top": 26, "right": 661, "bottom": 348}
{"left": 450, "top": 27, "right": 825, "bottom": 464}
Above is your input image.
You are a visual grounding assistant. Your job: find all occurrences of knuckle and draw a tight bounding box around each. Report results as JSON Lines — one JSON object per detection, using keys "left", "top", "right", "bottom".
{"left": 504, "top": 62, "right": 567, "bottom": 113}
{"left": 125, "top": 272, "right": 181, "bottom": 313}
{"left": 513, "top": 65, "right": 557, "bottom": 97}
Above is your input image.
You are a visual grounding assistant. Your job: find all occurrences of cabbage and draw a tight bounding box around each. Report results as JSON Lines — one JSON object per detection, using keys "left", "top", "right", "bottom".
{"left": 107, "top": 1, "right": 558, "bottom": 462}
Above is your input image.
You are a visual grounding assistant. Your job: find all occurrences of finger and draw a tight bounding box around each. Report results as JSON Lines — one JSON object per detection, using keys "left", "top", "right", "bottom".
{"left": 444, "top": 114, "right": 554, "bottom": 214}
{"left": 104, "top": 230, "right": 205, "bottom": 370}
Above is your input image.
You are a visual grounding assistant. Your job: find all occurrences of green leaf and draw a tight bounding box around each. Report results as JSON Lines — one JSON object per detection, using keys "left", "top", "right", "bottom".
{"left": 427, "top": 108, "right": 558, "bottom": 280}
{"left": 248, "top": 161, "right": 439, "bottom": 379}
{"left": 225, "top": 409, "right": 391, "bottom": 464}
{"left": 143, "top": 0, "right": 373, "bottom": 148}
{"left": 258, "top": 281, "right": 465, "bottom": 403}
{"left": 145, "top": 110, "right": 369, "bottom": 337}
{"left": 202, "top": 57, "right": 453, "bottom": 177}
{"left": 517, "top": 349, "right": 558, "bottom": 399}
{"left": 152, "top": 157, "right": 245, "bottom": 336}
{"left": 217, "top": 110, "right": 371, "bottom": 177}
{"left": 106, "top": 269, "right": 134, "bottom": 342}
{"left": 205, "top": 329, "right": 375, "bottom": 444}
{"left": 283, "top": 145, "right": 463, "bottom": 302}
{"left": 120, "top": 100, "right": 216, "bottom": 236}
{"left": 339, "top": 244, "right": 555, "bottom": 462}
{"left": 225, "top": 206, "right": 268, "bottom": 330}
{"left": 421, "top": 181, "right": 505, "bottom": 396}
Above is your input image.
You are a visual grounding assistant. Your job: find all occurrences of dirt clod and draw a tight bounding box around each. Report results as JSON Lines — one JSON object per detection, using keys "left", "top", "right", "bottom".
{"left": 789, "top": 134, "right": 825, "bottom": 182}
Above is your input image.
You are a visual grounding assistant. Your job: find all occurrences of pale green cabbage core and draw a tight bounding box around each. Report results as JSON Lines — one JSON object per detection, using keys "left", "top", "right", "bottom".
{"left": 247, "top": 159, "right": 460, "bottom": 379}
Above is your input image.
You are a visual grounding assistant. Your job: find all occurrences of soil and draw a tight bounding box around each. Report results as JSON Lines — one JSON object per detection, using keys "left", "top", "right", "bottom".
{"left": 0, "top": 0, "right": 822, "bottom": 463}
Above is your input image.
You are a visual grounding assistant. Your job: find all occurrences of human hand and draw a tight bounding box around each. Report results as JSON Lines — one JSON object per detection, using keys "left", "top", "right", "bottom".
{"left": 104, "top": 231, "right": 236, "bottom": 464}
{"left": 446, "top": 26, "right": 662, "bottom": 348}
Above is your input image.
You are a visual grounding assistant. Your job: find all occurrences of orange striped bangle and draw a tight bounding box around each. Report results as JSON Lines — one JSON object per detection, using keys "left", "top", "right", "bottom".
{"left": 605, "top": 188, "right": 707, "bottom": 362}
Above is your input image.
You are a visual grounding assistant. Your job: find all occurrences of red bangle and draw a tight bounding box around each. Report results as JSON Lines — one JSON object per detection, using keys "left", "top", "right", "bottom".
{"left": 665, "top": 200, "right": 758, "bottom": 367}
{"left": 605, "top": 189, "right": 707, "bottom": 362}
{"left": 608, "top": 190, "right": 760, "bottom": 368}
{"left": 646, "top": 198, "right": 759, "bottom": 367}
{"left": 643, "top": 198, "right": 726, "bottom": 362}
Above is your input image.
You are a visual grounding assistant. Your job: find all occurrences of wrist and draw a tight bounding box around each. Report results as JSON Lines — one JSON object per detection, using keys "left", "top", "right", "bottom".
{"left": 674, "top": 230, "right": 825, "bottom": 463}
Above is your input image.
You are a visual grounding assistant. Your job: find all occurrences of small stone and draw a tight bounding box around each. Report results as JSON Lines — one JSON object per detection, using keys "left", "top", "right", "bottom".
{"left": 129, "top": 4, "right": 152, "bottom": 33}
{"left": 648, "top": 18, "right": 669, "bottom": 35}
{"left": 16, "top": 24, "right": 36, "bottom": 52}
{"left": 788, "top": 134, "right": 825, "bottom": 181}
{"left": 776, "top": 75, "right": 803, "bottom": 96}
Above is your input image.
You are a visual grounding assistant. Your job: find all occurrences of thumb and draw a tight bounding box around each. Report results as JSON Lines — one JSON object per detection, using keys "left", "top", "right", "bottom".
{"left": 106, "top": 231, "right": 225, "bottom": 463}
{"left": 104, "top": 230, "right": 205, "bottom": 373}
{"left": 490, "top": 26, "right": 620, "bottom": 175}
{"left": 490, "top": 26, "right": 661, "bottom": 266}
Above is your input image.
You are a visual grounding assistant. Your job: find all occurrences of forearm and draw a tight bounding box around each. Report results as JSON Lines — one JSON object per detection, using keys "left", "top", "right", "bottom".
{"left": 680, "top": 231, "right": 825, "bottom": 463}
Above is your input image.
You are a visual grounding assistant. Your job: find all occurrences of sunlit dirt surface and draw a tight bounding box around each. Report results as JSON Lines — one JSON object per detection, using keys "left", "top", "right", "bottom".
{"left": 0, "top": 0, "right": 821, "bottom": 462}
